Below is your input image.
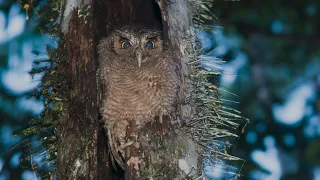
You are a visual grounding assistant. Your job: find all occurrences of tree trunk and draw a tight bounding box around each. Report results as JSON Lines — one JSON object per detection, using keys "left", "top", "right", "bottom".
{"left": 56, "top": 3, "right": 112, "bottom": 179}
{"left": 56, "top": 0, "right": 200, "bottom": 179}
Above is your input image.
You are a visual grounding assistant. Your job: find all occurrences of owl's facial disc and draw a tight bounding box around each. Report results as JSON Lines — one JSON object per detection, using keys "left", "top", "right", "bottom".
{"left": 112, "top": 29, "right": 164, "bottom": 68}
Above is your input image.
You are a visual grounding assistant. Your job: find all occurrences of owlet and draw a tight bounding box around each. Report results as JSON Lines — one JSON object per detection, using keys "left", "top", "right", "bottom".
{"left": 97, "top": 26, "right": 179, "bottom": 169}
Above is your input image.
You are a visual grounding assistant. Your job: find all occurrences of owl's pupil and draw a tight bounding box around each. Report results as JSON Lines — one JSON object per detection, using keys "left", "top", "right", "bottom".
{"left": 145, "top": 41, "right": 154, "bottom": 49}
{"left": 122, "top": 41, "right": 132, "bottom": 49}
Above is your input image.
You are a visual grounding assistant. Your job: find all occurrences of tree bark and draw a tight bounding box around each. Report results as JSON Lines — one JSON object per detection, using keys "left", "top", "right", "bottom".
{"left": 56, "top": 0, "right": 197, "bottom": 179}
{"left": 56, "top": 4, "right": 113, "bottom": 179}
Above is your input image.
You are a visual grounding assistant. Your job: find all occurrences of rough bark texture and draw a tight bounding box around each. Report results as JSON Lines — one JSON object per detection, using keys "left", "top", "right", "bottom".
{"left": 56, "top": 0, "right": 196, "bottom": 179}
{"left": 56, "top": 5, "right": 112, "bottom": 179}
{"left": 162, "top": 0, "right": 193, "bottom": 127}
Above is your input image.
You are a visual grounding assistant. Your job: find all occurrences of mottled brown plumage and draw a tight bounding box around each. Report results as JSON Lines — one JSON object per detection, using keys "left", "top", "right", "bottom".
{"left": 97, "top": 26, "right": 179, "bottom": 169}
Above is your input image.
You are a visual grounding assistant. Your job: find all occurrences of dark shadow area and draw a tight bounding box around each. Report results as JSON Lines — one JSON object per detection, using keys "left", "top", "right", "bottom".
{"left": 95, "top": 0, "right": 163, "bottom": 37}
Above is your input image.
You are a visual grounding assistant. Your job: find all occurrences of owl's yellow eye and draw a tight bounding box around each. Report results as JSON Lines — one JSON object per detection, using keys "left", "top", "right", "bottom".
{"left": 145, "top": 40, "right": 155, "bottom": 49}
{"left": 121, "top": 41, "right": 132, "bottom": 49}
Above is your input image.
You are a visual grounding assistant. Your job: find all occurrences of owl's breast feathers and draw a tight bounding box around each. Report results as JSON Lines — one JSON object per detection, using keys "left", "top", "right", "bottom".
{"left": 103, "top": 60, "right": 178, "bottom": 124}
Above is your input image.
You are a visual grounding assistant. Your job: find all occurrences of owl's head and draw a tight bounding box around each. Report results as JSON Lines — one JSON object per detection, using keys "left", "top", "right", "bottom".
{"left": 103, "top": 26, "right": 164, "bottom": 68}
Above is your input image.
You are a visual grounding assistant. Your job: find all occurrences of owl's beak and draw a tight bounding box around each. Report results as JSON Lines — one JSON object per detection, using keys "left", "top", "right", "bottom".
{"left": 135, "top": 50, "right": 142, "bottom": 68}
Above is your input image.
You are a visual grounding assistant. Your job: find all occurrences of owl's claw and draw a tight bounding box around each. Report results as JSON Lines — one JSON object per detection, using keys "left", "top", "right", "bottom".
{"left": 117, "top": 132, "right": 126, "bottom": 143}
{"left": 119, "top": 139, "right": 136, "bottom": 150}
{"left": 116, "top": 132, "right": 136, "bottom": 155}
{"left": 117, "top": 139, "right": 136, "bottom": 165}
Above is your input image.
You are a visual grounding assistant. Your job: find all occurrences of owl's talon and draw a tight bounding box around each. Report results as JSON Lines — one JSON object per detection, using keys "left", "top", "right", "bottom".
{"left": 117, "top": 132, "right": 126, "bottom": 143}
{"left": 119, "top": 140, "right": 136, "bottom": 150}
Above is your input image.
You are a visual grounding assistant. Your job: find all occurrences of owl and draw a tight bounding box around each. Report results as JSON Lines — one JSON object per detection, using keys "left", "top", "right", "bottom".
{"left": 97, "top": 26, "right": 179, "bottom": 169}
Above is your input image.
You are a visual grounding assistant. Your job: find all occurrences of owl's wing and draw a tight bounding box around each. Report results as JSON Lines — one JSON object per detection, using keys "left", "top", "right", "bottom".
{"left": 106, "top": 124, "right": 125, "bottom": 170}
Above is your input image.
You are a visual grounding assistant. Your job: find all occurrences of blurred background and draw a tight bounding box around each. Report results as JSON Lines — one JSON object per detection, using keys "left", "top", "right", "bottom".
{"left": 0, "top": 0, "right": 319, "bottom": 179}
{"left": 0, "top": 0, "right": 56, "bottom": 179}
